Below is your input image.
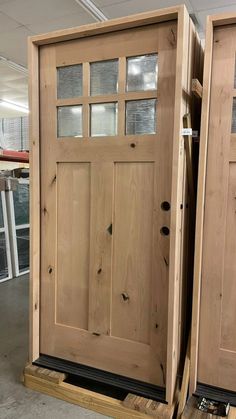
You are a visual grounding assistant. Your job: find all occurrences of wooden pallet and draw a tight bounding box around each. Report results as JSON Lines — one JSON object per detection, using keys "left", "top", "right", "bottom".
{"left": 182, "top": 396, "right": 236, "bottom": 419}
{"left": 23, "top": 364, "right": 176, "bottom": 419}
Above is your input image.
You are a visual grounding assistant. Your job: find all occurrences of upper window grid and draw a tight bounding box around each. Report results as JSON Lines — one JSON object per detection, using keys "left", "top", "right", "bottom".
{"left": 56, "top": 55, "right": 158, "bottom": 138}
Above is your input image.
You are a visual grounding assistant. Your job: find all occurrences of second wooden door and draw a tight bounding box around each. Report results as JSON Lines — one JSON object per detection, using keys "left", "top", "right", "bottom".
{"left": 198, "top": 24, "right": 236, "bottom": 392}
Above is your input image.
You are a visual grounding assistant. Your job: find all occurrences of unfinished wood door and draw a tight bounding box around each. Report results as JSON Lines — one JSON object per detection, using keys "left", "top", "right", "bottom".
{"left": 198, "top": 25, "right": 236, "bottom": 391}
{"left": 39, "top": 21, "right": 177, "bottom": 388}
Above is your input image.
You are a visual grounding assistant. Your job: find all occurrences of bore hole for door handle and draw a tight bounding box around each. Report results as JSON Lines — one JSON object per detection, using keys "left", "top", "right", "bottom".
{"left": 160, "top": 226, "right": 170, "bottom": 236}
{"left": 161, "top": 201, "right": 171, "bottom": 211}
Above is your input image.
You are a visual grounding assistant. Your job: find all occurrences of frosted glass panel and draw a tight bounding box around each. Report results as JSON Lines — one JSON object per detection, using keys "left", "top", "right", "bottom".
{"left": 58, "top": 106, "right": 82, "bottom": 137}
{"left": 127, "top": 54, "right": 158, "bottom": 92}
{"left": 91, "top": 103, "right": 117, "bottom": 137}
{"left": 126, "top": 99, "right": 157, "bottom": 135}
{"left": 0, "top": 232, "right": 8, "bottom": 280}
{"left": 232, "top": 98, "right": 236, "bottom": 133}
{"left": 16, "top": 227, "right": 29, "bottom": 273}
{"left": 90, "top": 60, "right": 118, "bottom": 96}
{"left": 57, "top": 65, "right": 83, "bottom": 99}
{"left": 13, "top": 183, "right": 29, "bottom": 226}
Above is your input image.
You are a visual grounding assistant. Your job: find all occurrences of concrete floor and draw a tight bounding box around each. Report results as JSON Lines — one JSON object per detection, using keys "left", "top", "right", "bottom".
{"left": 0, "top": 274, "right": 108, "bottom": 419}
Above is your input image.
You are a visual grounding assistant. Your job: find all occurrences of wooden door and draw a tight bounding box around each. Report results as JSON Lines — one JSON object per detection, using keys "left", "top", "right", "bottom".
{"left": 198, "top": 25, "right": 236, "bottom": 391}
{"left": 39, "top": 21, "right": 177, "bottom": 388}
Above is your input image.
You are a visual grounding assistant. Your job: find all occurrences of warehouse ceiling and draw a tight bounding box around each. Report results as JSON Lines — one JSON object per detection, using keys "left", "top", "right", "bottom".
{"left": 0, "top": 0, "right": 236, "bottom": 117}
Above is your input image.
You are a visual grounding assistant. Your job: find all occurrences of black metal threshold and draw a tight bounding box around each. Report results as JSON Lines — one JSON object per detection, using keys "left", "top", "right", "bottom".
{"left": 34, "top": 354, "right": 166, "bottom": 403}
{"left": 195, "top": 382, "right": 236, "bottom": 407}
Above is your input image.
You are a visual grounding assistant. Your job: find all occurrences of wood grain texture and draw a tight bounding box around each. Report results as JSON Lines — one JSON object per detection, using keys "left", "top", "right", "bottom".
{"left": 30, "top": 6, "right": 182, "bottom": 45}
{"left": 197, "top": 25, "right": 236, "bottom": 391}
{"left": 29, "top": 5, "right": 203, "bottom": 406}
{"left": 112, "top": 162, "right": 154, "bottom": 345}
{"left": 189, "top": 16, "right": 214, "bottom": 396}
{"left": 192, "top": 79, "right": 203, "bottom": 99}
{"left": 122, "top": 393, "right": 175, "bottom": 418}
{"left": 56, "top": 163, "right": 90, "bottom": 330}
{"left": 39, "top": 22, "right": 178, "bottom": 389}
{"left": 28, "top": 39, "right": 40, "bottom": 362}
{"left": 24, "top": 364, "right": 67, "bottom": 384}
{"left": 88, "top": 163, "right": 113, "bottom": 336}
{"left": 24, "top": 364, "right": 175, "bottom": 419}
{"left": 166, "top": 6, "right": 189, "bottom": 404}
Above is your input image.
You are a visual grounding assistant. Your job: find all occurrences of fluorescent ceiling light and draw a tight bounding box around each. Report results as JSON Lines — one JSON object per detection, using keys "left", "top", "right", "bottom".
{"left": 0, "top": 55, "right": 28, "bottom": 76}
{"left": 75, "top": 0, "right": 108, "bottom": 22}
{"left": 0, "top": 100, "right": 29, "bottom": 114}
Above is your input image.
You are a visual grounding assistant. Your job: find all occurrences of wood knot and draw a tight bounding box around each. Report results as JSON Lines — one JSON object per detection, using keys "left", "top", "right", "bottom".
{"left": 51, "top": 174, "right": 56, "bottom": 185}
{"left": 121, "top": 292, "right": 129, "bottom": 302}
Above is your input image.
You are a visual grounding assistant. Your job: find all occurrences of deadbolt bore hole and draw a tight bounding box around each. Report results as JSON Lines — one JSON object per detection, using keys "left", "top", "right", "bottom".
{"left": 161, "top": 201, "right": 170, "bottom": 211}
{"left": 130, "top": 143, "right": 136, "bottom": 148}
{"left": 160, "top": 226, "right": 170, "bottom": 236}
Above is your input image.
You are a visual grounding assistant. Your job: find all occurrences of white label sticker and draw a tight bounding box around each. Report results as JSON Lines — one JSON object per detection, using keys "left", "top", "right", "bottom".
{"left": 181, "top": 128, "right": 192, "bottom": 136}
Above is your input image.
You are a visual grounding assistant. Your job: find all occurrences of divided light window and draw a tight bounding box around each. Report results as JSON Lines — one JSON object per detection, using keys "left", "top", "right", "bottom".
{"left": 56, "top": 54, "right": 158, "bottom": 138}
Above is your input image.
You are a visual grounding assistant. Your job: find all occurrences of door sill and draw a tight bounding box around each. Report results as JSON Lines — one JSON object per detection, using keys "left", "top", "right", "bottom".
{"left": 34, "top": 354, "right": 166, "bottom": 403}
{"left": 195, "top": 382, "right": 236, "bottom": 407}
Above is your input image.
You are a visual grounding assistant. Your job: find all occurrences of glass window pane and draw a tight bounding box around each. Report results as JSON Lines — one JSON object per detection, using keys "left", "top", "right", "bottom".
{"left": 90, "top": 60, "right": 118, "bottom": 96}
{"left": 0, "top": 232, "right": 8, "bottom": 280}
{"left": 58, "top": 106, "right": 82, "bottom": 138}
{"left": 127, "top": 54, "right": 158, "bottom": 92}
{"left": 91, "top": 103, "right": 117, "bottom": 137}
{"left": 13, "top": 183, "right": 29, "bottom": 226}
{"left": 0, "top": 194, "right": 4, "bottom": 228}
{"left": 126, "top": 99, "right": 157, "bottom": 135}
{"left": 16, "top": 227, "right": 29, "bottom": 273}
{"left": 232, "top": 97, "right": 236, "bottom": 133}
{"left": 57, "top": 65, "right": 83, "bottom": 99}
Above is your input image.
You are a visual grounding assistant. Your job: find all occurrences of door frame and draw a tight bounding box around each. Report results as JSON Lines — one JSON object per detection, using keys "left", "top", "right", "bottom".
{"left": 29, "top": 5, "right": 195, "bottom": 404}
{"left": 190, "top": 12, "right": 236, "bottom": 396}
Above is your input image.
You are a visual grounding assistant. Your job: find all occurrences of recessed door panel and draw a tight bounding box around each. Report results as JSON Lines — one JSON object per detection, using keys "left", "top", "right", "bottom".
{"left": 112, "top": 162, "right": 154, "bottom": 345}
{"left": 56, "top": 163, "right": 90, "bottom": 329}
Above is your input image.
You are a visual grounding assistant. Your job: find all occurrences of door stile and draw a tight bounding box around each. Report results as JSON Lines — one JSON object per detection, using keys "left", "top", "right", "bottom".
{"left": 40, "top": 44, "right": 57, "bottom": 353}
{"left": 88, "top": 162, "right": 114, "bottom": 336}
